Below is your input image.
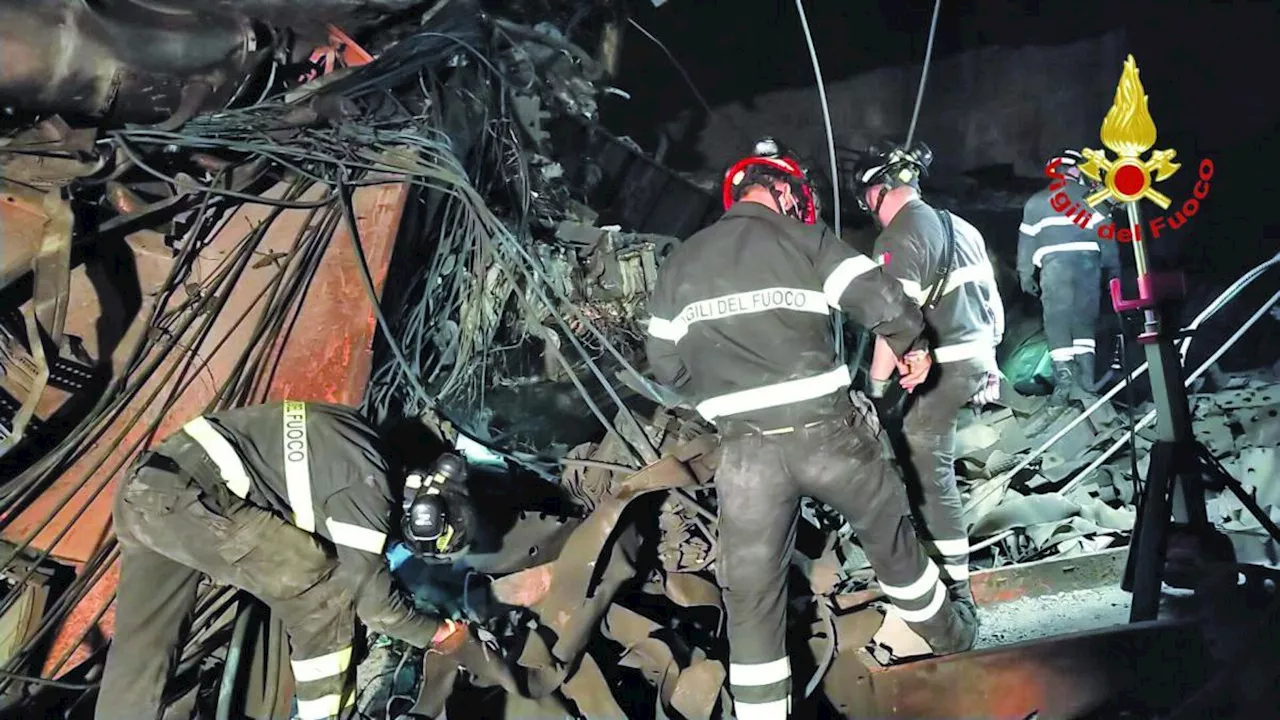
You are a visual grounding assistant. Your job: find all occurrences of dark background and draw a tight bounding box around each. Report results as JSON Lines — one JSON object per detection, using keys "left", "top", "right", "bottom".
{"left": 604, "top": 0, "right": 1279, "bottom": 284}
{"left": 598, "top": 0, "right": 1280, "bottom": 369}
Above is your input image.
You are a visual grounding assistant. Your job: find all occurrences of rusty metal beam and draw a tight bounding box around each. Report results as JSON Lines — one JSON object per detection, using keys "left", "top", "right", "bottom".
{"left": 11, "top": 182, "right": 407, "bottom": 677}
{"left": 971, "top": 547, "right": 1129, "bottom": 606}
{"left": 825, "top": 619, "right": 1211, "bottom": 719}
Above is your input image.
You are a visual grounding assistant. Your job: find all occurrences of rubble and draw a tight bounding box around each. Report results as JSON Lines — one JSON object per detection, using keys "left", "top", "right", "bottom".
{"left": 0, "top": 2, "right": 1276, "bottom": 719}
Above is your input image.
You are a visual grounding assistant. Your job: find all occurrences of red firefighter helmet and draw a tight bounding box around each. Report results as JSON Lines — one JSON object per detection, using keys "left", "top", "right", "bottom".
{"left": 722, "top": 137, "right": 818, "bottom": 224}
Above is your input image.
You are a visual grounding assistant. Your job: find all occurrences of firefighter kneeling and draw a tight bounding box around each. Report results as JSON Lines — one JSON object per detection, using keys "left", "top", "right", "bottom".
{"left": 96, "top": 402, "right": 470, "bottom": 720}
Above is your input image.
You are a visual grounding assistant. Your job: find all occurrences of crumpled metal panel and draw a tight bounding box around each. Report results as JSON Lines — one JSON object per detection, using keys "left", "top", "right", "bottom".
{"left": 1204, "top": 383, "right": 1280, "bottom": 410}
{"left": 670, "top": 659, "right": 727, "bottom": 720}
{"left": 1229, "top": 447, "right": 1280, "bottom": 518}
{"left": 415, "top": 452, "right": 700, "bottom": 712}
{"left": 1193, "top": 413, "right": 1238, "bottom": 457}
{"left": 1235, "top": 403, "right": 1280, "bottom": 449}
{"left": 462, "top": 511, "right": 581, "bottom": 576}
{"left": 561, "top": 651, "right": 630, "bottom": 718}
{"left": 603, "top": 605, "right": 681, "bottom": 710}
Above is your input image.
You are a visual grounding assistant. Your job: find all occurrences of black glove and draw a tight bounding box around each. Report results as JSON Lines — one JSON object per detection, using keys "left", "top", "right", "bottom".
{"left": 1020, "top": 272, "right": 1039, "bottom": 296}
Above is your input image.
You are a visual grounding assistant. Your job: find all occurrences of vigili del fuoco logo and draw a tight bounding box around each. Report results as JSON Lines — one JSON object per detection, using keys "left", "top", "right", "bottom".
{"left": 1046, "top": 55, "right": 1214, "bottom": 242}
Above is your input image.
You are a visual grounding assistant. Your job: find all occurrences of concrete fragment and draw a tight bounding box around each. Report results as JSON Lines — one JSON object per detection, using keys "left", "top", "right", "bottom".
{"left": 973, "top": 585, "right": 1130, "bottom": 649}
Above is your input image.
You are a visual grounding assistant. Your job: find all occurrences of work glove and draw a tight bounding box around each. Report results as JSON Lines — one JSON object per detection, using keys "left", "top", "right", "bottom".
{"left": 428, "top": 618, "right": 468, "bottom": 655}
{"left": 1020, "top": 272, "right": 1039, "bottom": 296}
{"left": 970, "top": 371, "right": 1002, "bottom": 407}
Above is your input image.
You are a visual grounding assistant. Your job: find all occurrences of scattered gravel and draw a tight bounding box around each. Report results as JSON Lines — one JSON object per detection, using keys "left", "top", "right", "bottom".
{"left": 975, "top": 584, "right": 1133, "bottom": 649}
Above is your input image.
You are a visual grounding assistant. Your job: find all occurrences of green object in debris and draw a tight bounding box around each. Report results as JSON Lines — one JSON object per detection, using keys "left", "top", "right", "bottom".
{"left": 1001, "top": 337, "right": 1053, "bottom": 386}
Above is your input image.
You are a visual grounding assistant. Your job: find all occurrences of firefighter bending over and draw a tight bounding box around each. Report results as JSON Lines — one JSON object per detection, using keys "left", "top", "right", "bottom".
{"left": 644, "top": 138, "right": 977, "bottom": 720}
{"left": 1017, "top": 149, "right": 1121, "bottom": 403}
{"left": 852, "top": 140, "right": 1005, "bottom": 618}
{"left": 96, "top": 402, "right": 472, "bottom": 720}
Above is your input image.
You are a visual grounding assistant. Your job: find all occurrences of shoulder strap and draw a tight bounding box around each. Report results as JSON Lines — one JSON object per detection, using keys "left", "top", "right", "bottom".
{"left": 922, "top": 209, "right": 956, "bottom": 312}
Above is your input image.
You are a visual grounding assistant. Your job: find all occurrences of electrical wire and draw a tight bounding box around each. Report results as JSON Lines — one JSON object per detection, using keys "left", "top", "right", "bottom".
{"left": 0, "top": 668, "right": 96, "bottom": 690}
{"left": 625, "top": 18, "right": 714, "bottom": 120}
{"left": 792, "top": 0, "right": 840, "bottom": 236}
{"left": 906, "top": 0, "right": 943, "bottom": 148}
{"left": 0, "top": 13, "right": 721, "bottom": 710}
{"left": 0, "top": 175, "right": 325, "bottom": 701}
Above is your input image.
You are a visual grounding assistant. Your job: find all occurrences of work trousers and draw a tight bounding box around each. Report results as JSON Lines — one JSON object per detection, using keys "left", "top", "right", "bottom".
{"left": 96, "top": 437, "right": 358, "bottom": 720}
{"left": 1041, "top": 254, "right": 1101, "bottom": 364}
{"left": 715, "top": 401, "right": 972, "bottom": 720}
{"left": 899, "top": 365, "right": 987, "bottom": 600}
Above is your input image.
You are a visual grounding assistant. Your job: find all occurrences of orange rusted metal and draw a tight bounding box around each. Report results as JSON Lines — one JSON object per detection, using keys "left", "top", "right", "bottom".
{"left": 823, "top": 619, "right": 1212, "bottom": 719}
{"left": 264, "top": 183, "right": 400, "bottom": 404}
{"left": 970, "top": 546, "right": 1128, "bottom": 606}
{"left": 10, "top": 182, "right": 408, "bottom": 676}
{"left": 0, "top": 181, "right": 51, "bottom": 290}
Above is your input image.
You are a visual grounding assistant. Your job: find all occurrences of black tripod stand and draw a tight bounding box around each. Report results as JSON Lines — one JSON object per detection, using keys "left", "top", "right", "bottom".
{"left": 1112, "top": 202, "right": 1280, "bottom": 621}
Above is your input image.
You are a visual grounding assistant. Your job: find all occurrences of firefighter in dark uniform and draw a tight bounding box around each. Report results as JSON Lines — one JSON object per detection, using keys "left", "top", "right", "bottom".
{"left": 1017, "top": 149, "right": 1121, "bottom": 403}
{"left": 96, "top": 402, "right": 473, "bottom": 720}
{"left": 645, "top": 138, "right": 977, "bottom": 720}
{"left": 851, "top": 141, "right": 1005, "bottom": 618}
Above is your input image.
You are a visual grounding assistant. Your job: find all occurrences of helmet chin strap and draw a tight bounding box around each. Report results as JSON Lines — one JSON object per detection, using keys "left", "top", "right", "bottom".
{"left": 869, "top": 186, "right": 890, "bottom": 228}
{"left": 769, "top": 184, "right": 803, "bottom": 222}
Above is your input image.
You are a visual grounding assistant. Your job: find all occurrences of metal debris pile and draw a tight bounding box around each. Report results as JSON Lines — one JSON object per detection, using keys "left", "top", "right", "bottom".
{"left": 0, "top": 2, "right": 719, "bottom": 716}
{"left": 362, "top": 408, "right": 921, "bottom": 718}
{"left": 1, "top": 1, "right": 1279, "bottom": 718}
{"left": 953, "top": 368, "right": 1280, "bottom": 573}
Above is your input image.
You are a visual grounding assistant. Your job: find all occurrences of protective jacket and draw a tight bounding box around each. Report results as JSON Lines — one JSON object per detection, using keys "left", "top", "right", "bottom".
{"left": 647, "top": 202, "right": 974, "bottom": 719}
{"left": 645, "top": 200, "right": 925, "bottom": 429}
{"left": 1018, "top": 182, "right": 1121, "bottom": 373}
{"left": 1017, "top": 181, "right": 1120, "bottom": 287}
{"left": 872, "top": 198, "right": 1004, "bottom": 373}
{"left": 176, "top": 401, "right": 437, "bottom": 646}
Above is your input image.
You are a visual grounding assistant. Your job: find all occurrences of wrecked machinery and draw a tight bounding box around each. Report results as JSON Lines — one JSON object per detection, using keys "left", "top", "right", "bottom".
{"left": 0, "top": 1, "right": 1277, "bottom": 719}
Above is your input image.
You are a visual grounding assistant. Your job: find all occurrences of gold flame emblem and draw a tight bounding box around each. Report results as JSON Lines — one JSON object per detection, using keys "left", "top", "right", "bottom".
{"left": 1077, "top": 55, "right": 1181, "bottom": 209}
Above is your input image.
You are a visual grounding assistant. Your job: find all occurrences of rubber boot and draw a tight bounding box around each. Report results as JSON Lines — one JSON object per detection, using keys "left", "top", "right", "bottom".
{"left": 1075, "top": 352, "right": 1097, "bottom": 394}
{"left": 907, "top": 597, "right": 978, "bottom": 656}
{"left": 948, "top": 579, "right": 979, "bottom": 626}
{"left": 1047, "top": 360, "right": 1074, "bottom": 407}
{"left": 1024, "top": 361, "right": 1075, "bottom": 436}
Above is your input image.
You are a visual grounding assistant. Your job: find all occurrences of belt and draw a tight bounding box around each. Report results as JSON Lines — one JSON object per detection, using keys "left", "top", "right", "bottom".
{"left": 136, "top": 451, "right": 186, "bottom": 477}
{"left": 720, "top": 418, "right": 830, "bottom": 438}
{"left": 134, "top": 444, "right": 228, "bottom": 508}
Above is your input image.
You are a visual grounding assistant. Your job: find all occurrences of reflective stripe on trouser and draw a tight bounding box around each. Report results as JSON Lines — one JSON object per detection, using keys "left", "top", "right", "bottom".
{"left": 900, "top": 367, "right": 988, "bottom": 594}
{"left": 1040, "top": 254, "right": 1101, "bottom": 367}
{"left": 96, "top": 447, "right": 357, "bottom": 720}
{"left": 714, "top": 403, "right": 968, "bottom": 698}
{"left": 293, "top": 647, "right": 357, "bottom": 720}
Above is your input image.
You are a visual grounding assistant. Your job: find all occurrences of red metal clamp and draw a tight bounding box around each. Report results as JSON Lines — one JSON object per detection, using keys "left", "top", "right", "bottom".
{"left": 1109, "top": 271, "right": 1187, "bottom": 314}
